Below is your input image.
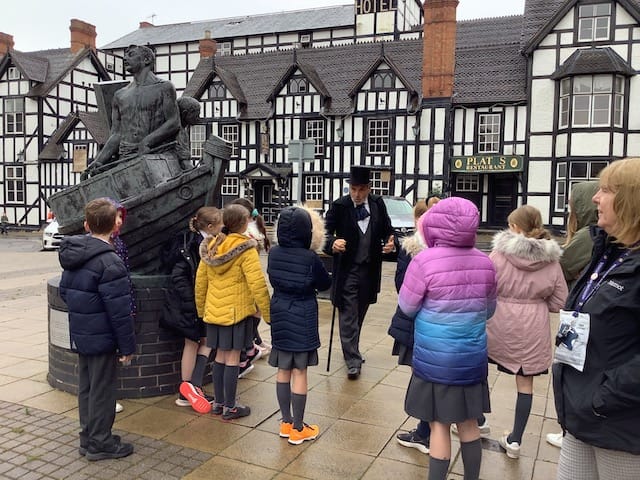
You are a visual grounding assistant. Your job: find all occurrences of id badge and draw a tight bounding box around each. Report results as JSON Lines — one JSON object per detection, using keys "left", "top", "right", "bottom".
{"left": 553, "top": 309, "right": 590, "bottom": 372}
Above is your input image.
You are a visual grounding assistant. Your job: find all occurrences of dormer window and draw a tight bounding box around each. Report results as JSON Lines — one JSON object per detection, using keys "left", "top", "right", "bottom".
{"left": 7, "top": 67, "right": 20, "bottom": 80}
{"left": 372, "top": 71, "right": 394, "bottom": 90}
{"left": 209, "top": 81, "right": 226, "bottom": 99}
{"left": 578, "top": 3, "right": 611, "bottom": 42}
{"left": 559, "top": 75, "right": 624, "bottom": 128}
{"left": 289, "top": 78, "right": 308, "bottom": 94}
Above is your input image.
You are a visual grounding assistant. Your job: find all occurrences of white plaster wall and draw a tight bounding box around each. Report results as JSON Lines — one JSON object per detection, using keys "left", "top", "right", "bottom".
{"left": 527, "top": 196, "right": 552, "bottom": 224}
{"left": 570, "top": 132, "right": 610, "bottom": 156}
{"left": 555, "top": 133, "right": 568, "bottom": 158}
{"left": 529, "top": 79, "right": 555, "bottom": 133}
{"left": 612, "top": 132, "right": 625, "bottom": 158}
{"left": 530, "top": 134, "right": 553, "bottom": 157}
{"left": 628, "top": 134, "right": 640, "bottom": 156}
{"left": 532, "top": 49, "right": 557, "bottom": 77}
{"left": 528, "top": 160, "right": 553, "bottom": 192}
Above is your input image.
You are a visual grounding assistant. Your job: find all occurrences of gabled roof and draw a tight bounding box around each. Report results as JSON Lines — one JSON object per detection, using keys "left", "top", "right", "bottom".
{"left": 101, "top": 5, "right": 354, "bottom": 50}
{"left": 268, "top": 59, "right": 331, "bottom": 103}
{"left": 182, "top": 57, "right": 247, "bottom": 106}
{"left": 454, "top": 16, "right": 527, "bottom": 104}
{"left": 6, "top": 50, "right": 49, "bottom": 82}
{"left": 39, "top": 111, "right": 108, "bottom": 161}
{"left": 551, "top": 47, "right": 636, "bottom": 79}
{"left": 522, "top": 0, "right": 640, "bottom": 54}
{"left": 240, "top": 162, "right": 292, "bottom": 179}
{"left": 348, "top": 45, "right": 420, "bottom": 98}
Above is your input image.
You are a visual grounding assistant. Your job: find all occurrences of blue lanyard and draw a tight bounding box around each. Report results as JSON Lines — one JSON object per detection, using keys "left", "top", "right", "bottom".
{"left": 575, "top": 248, "right": 631, "bottom": 315}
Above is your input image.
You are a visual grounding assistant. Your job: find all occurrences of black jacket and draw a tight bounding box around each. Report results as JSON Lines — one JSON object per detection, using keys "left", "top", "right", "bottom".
{"left": 323, "top": 194, "right": 394, "bottom": 308}
{"left": 553, "top": 227, "right": 640, "bottom": 454}
{"left": 59, "top": 235, "right": 135, "bottom": 356}
{"left": 162, "top": 231, "right": 204, "bottom": 341}
{"left": 268, "top": 207, "right": 331, "bottom": 352}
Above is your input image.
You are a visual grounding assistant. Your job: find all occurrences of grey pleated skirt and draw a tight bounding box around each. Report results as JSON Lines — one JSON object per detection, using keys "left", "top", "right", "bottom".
{"left": 268, "top": 348, "right": 319, "bottom": 370}
{"left": 206, "top": 317, "right": 254, "bottom": 351}
{"left": 404, "top": 374, "right": 491, "bottom": 424}
{"left": 391, "top": 341, "right": 413, "bottom": 367}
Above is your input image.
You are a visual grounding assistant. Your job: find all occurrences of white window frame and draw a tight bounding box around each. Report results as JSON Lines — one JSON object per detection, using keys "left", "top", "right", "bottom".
{"left": 4, "top": 98, "right": 24, "bottom": 134}
{"left": 220, "top": 42, "right": 232, "bottom": 56}
{"left": 562, "top": 75, "right": 624, "bottom": 128}
{"left": 304, "top": 175, "right": 323, "bottom": 201}
{"left": 456, "top": 174, "right": 480, "bottom": 192}
{"left": 190, "top": 124, "right": 206, "bottom": 158}
{"left": 367, "top": 118, "right": 391, "bottom": 154}
{"left": 372, "top": 71, "right": 394, "bottom": 89}
{"left": 209, "top": 82, "right": 226, "bottom": 99}
{"left": 221, "top": 176, "right": 239, "bottom": 196}
{"left": 370, "top": 170, "right": 390, "bottom": 195}
{"left": 221, "top": 124, "right": 239, "bottom": 157}
{"left": 305, "top": 119, "right": 325, "bottom": 157}
{"left": 477, "top": 113, "right": 501, "bottom": 153}
{"left": 555, "top": 161, "right": 609, "bottom": 212}
{"left": 289, "top": 78, "right": 308, "bottom": 94}
{"left": 578, "top": 3, "right": 611, "bottom": 42}
{"left": 5, "top": 165, "right": 25, "bottom": 204}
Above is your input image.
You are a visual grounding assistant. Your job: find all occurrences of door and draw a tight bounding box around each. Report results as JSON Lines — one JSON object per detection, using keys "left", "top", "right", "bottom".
{"left": 252, "top": 180, "right": 278, "bottom": 225}
{"left": 488, "top": 174, "right": 518, "bottom": 227}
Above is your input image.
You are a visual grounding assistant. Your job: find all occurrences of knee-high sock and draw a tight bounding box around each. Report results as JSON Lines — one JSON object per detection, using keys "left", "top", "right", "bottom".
{"left": 276, "top": 382, "right": 292, "bottom": 423}
{"left": 191, "top": 354, "right": 209, "bottom": 388}
{"left": 460, "top": 439, "right": 482, "bottom": 480}
{"left": 291, "top": 393, "right": 307, "bottom": 431}
{"left": 212, "top": 361, "right": 225, "bottom": 405}
{"left": 223, "top": 365, "right": 240, "bottom": 409}
{"left": 428, "top": 457, "right": 450, "bottom": 480}
{"left": 509, "top": 392, "right": 533, "bottom": 444}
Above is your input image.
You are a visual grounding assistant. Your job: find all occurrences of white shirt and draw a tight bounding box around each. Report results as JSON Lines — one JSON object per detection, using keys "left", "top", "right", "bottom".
{"left": 353, "top": 201, "right": 370, "bottom": 234}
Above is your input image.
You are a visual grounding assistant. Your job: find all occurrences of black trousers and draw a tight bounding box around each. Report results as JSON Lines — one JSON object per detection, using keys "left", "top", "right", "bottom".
{"left": 338, "top": 263, "right": 371, "bottom": 369}
{"left": 78, "top": 353, "right": 117, "bottom": 450}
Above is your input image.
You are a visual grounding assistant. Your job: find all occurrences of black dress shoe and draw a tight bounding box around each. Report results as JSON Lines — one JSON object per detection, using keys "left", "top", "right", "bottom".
{"left": 347, "top": 366, "right": 360, "bottom": 380}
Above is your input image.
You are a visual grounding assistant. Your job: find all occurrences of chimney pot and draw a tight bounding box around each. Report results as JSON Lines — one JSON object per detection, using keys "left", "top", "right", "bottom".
{"left": 0, "top": 32, "right": 15, "bottom": 55}
{"left": 199, "top": 36, "right": 217, "bottom": 59}
{"left": 139, "top": 21, "right": 154, "bottom": 29}
{"left": 69, "top": 18, "right": 97, "bottom": 53}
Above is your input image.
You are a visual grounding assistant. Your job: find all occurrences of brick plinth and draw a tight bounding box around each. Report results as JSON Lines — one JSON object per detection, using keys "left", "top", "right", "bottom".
{"left": 47, "top": 274, "right": 186, "bottom": 398}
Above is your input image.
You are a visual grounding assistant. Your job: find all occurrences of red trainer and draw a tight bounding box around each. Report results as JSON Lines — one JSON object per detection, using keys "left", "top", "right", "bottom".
{"left": 179, "top": 381, "right": 212, "bottom": 414}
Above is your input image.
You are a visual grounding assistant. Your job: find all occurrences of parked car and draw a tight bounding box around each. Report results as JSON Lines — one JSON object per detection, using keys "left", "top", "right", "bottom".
{"left": 382, "top": 196, "right": 415, "bottom": 258}
{"left": 42, "top": 219, "right": 64, "bottom": 250}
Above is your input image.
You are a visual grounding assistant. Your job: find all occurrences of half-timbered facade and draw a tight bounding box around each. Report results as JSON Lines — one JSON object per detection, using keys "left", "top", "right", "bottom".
{"left": 2, "top": 0, "right": 640, "bottom": 229}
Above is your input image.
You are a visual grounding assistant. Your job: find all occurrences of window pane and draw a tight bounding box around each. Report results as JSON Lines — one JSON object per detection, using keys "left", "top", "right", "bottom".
{"left": 579, "top": 18, "right": 594, "bottom": 41}
{"left": 594, "top": 4, "right": 611, "bottom": 15}
{"left": 557, "top": 162, "right": 567, "bottom": 178}
{"left": 573, "top": 96, "right": 591, "bottom": 126}
{"left": 305, "top": 120, "right": 325, "bottom": 156}
{"left": 593, "top": 76, "right": 612, "bottom": 92}
{"left": 574, "top": 77, "right": 592, "bottom": 94}
{"left": 561, "top": 78, "right": 571, "bottom": 96}
{"left": 560, "top": 97, "right": 569, "bottom": 127}
{"left": 614, "top": 94, "right": 623, "bottom": 126}
{"left": 590, "top": 162, "right": 608, "bottom": 177}
{"left": 570, "top": 162, "right": 588, "bottom": 178}
{"left": 592, "top": 94, "right": 611, "bottom": 125}
{"left": 368, "top": 119, "right": 390, "bottom": 154}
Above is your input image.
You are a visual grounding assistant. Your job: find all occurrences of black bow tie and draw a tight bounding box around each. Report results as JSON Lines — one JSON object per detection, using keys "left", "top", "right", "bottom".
{"left": 355, "top": 204, "right": 370, "bottom": 221}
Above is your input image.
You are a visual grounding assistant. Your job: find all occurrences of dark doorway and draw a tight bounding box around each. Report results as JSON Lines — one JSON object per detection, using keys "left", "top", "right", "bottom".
{"left": 488, "top": 174, "right": 518, "bottom": 227}
{"left": 252, "top": 180, "right": 278, "bottom": 225}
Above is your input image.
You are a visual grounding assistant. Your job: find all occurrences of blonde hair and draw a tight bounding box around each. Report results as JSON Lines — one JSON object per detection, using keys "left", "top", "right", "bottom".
{"left": 189, "top": 206, "right": 222, "bottom": 233}
{"left": 206, "top": 204, "right": 249, "bottom": 253}
{"left": 426, "top": 195, "right": 441, "bottom": 210}
{"left": 598, "top": 157, "right": 640, "bottom": 247}
{"left": 507, "top": 205, "right": 550, "bottom": 240}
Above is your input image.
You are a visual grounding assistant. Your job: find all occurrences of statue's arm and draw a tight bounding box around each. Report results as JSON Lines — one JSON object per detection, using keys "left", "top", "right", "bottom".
{"left": 139, "top": 83, "right": 180, "bottom": 154}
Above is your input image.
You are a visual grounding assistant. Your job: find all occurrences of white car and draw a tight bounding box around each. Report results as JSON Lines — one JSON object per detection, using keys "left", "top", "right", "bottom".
{"left": 42, "top": 219, "right": 64, "bottom": 250}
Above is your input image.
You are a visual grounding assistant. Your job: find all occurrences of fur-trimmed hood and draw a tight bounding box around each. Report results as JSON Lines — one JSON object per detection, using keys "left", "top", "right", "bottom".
{"left": 274, "top": 205, "right": 325, "bottom": 253}
{"left": 401, "top": 230, "right": 426, "bottom": 257}
{"left": 199, "top": 233, "right": 257, "bottom": 272}
{"left": 492, "top": 229, "right": 563, "bottom": 271}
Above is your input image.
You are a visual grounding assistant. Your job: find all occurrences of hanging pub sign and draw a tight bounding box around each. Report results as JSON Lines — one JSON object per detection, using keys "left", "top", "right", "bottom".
{"left": 356, "top": 0, "right": 398, "bottom": 15}
{"left": 451, "top": 155, "right": 524, "bottom": 173}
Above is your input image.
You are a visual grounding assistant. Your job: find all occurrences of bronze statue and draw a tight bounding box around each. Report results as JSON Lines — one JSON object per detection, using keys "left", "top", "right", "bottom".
{"left": 176, "top": 96, "right": 202, "bottom": 170}
{"left": 82, "top": 45, "right": 181, "bottom": 179}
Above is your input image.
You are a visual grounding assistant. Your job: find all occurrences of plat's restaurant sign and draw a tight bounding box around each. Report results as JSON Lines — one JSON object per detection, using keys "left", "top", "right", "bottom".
{"left": 356, "top": 0, "right": 398, "bottom": 14}
{"left": 451, "top": 155, "right": 523, "bottom": 173}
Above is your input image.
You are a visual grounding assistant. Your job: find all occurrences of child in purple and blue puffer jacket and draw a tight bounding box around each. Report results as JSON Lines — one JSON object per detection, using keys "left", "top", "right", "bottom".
{"left": 398, "top": 196, "right": 497, "bottom": 480}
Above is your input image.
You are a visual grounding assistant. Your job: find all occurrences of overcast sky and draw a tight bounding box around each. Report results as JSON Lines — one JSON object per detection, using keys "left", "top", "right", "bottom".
{"left": 3, "top": 0, "right": 526, "bottom": 52}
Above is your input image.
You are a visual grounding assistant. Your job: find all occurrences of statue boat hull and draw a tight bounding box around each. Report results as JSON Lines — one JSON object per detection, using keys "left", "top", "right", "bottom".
{"left": 48, "top": 136, "right": 230, "bottom": 274}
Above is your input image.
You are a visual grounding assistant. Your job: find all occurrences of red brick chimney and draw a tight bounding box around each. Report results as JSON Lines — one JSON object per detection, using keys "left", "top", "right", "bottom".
{"left": 69, "top": 19, "right": 97, "bottom": 53}
{"left": 139, "top": 21, "right": 154, "bottom": 29}
{"left": 0, "top": 33, "right": 14, "bottom": 55}
{"left": 199, "top": 30, "right": 217, "bottom": 58}
{"left": 422, "top": 0, "right": 458, "bottom": 99}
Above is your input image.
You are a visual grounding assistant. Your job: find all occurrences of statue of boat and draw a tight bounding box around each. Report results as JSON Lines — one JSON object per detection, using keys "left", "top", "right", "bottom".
{"left": 47, "top": 137, "right": 229, "bottom": 274}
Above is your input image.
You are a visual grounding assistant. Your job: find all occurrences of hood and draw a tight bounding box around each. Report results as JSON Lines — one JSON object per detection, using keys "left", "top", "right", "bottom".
{"left": 492, "top": 229, "right": 563, "bottom": 271}
{"left": 275, "top": 205, "right": 325, "bottom": 252}
{"left": 58, "top": 235, "right": 114, "bottom": 270}
{"left": 422, "top": 197, "right": 478, "bottom": 248}
{"left": 570, "top": 181, "right": 599, "bottom": 231}
{"left": 400, "top": 213, "right": 426, "bottom": 257}
{"left": 199, "top": 233, "right": 257, "bottom": 273}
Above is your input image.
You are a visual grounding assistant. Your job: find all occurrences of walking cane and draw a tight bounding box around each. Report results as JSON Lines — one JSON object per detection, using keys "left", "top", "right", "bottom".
{"left": 326, "top": 253, "right": 341, "bottom": 372}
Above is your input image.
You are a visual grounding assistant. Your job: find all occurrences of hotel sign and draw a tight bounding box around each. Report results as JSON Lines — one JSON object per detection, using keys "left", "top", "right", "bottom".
{"left": 356, "top": 0, "right": 397, "bottom": 14}
{"left": 451, "top": 155, "right": 523, "bottom": 173}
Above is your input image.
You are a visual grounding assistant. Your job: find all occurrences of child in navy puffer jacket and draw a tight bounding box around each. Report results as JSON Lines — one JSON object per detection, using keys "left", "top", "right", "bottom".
{"left": 267, "top": 206, "right": 331, "bottom": 445}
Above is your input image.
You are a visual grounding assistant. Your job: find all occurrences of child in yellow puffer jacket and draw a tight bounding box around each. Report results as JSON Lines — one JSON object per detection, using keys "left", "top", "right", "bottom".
{"left": 195, "top": 204, "right": 271, "bottom": 420}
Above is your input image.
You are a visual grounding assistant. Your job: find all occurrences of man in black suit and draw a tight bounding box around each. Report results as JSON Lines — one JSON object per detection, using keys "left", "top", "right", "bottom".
{"left": 324, "top": 166, "right": 394, "bottom": 379}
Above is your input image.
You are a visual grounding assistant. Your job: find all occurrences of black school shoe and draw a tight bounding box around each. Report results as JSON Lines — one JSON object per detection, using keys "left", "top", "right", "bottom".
{"left": 85, "top": 440, "right": 133, "bottom": 461}
{"left": 79, "top": 434, "right": 121, "bottom": 456}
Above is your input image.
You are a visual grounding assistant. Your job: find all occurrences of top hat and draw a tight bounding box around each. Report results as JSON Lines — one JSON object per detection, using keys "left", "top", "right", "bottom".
{"left": 347, "top": 166, "right": 371, "bottom": 185}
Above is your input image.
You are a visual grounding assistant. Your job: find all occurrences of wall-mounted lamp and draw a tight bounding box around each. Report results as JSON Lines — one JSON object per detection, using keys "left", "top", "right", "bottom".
{"left": 336, "top": 125, "right": 344, "bottom": 139}
{"left": 378, "top": 97, "right": 386, "bottom": 105}
{"left": 411, "top": 124, "right": 420, "bottom": 137}
{"left": 16, "top": 150, "right": 24, "bottom": 162}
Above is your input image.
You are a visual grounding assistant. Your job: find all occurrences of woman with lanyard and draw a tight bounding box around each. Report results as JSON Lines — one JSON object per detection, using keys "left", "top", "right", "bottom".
{"left": 553, "top": 157, "right": 640, "bottom": 480}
